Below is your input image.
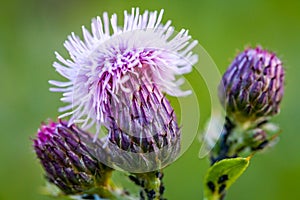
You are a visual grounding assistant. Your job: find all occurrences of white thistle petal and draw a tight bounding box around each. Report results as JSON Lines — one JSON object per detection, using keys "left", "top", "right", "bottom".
{"left": 49, "top": 80, "right": 72, "bottom": 87}
{"left": 51, "top": 8, "right": 199, "bottom": 132}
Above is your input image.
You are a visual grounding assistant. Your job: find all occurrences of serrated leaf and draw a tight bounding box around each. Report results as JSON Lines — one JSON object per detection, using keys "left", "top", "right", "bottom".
{"left": 204, "top": 157, "right": 251, "bottom": 200}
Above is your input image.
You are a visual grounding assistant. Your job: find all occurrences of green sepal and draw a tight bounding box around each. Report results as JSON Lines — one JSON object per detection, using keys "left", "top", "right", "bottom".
{"left": 204, "top": 157, "right": 251, "bottom": 200}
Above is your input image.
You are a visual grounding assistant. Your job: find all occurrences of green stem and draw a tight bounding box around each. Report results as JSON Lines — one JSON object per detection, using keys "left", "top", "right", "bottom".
{"left": 129, "top": 171, "right": 165, "bottom": 200}
{"left": 219, "top": 193, "right": 226, "bottom": 200}
{"left": 210, "top": 117, "right": 236, "bottom": 165}
{"left": 209, "top": 117, "right": 235, "bottom": 200}
{"left": 88, "top": 169, "right": 139, "bottom": 200}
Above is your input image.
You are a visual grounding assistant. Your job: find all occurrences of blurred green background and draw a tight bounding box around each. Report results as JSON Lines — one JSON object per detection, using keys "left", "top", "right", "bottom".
{"left": 1, "top": 0, "right": 300, "bottom": 199}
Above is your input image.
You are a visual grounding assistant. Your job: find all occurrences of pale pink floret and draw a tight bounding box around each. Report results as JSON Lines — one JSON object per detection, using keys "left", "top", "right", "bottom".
{"left": 50, "top": 8, "right": 198, "bottom": 132}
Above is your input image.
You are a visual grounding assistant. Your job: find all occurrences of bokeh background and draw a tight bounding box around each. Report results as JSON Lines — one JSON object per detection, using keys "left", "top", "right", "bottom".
{"left": 1, "top": 0, "right": 299, "bottom": 199}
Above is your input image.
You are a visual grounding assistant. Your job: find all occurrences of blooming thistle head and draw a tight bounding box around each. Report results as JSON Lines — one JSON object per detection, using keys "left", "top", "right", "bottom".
{"left": 50, "top": 8, "right": 198, "bottom": 132}
{"left": 33, "top": 120, "right": 112, "bottom": 195}
{"left": 218, "top": 47, "right": 284, "bottom": 126}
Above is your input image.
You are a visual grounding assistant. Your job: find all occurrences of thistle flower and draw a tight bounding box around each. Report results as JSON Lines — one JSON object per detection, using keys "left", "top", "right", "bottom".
{"left": 218, "top": 47, "right": 284, "bottom": 125}
{"left": 33, "top": 120, "right": 112, "bottom": 195}
{"left": 50, "top": 8, "right": 198, "bottom": 132}
{"left": 101, "top": 78, "right": 181, "bottom": 172}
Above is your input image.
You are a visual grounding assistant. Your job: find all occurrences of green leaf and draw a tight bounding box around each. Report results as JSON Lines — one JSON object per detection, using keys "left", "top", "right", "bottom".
{"left": 204, "top": 157, "right": 251, "bottom": 200}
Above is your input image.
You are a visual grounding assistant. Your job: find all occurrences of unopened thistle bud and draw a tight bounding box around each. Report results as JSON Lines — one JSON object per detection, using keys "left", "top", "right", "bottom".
{"left": 219, "top": 47, "right": 284, "bottom": 125}
{"left": 33, "top": 120, "right": 112, "bottom": 195}
{"left": 104, "top": 80, "right": 181, "bottom": 172}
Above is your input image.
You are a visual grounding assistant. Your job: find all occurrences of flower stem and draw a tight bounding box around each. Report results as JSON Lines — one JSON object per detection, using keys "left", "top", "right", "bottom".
{"left": 210, "top": 117, "right": 236, "bottom": 165}
{"left": 208, "top": 117, "right": 236, "bottom": 200}
{"left": 129, "top": 171, "right": 165, "bottom": 200}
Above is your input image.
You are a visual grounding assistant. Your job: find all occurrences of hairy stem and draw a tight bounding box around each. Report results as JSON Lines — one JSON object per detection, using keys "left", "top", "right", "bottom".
{"left": 129, "top": 171, "right": 165, "bottom": 200}
{"left": 210, "top": 117, "right": 236, "bottom": 165}
{"left": 209, "top": 117, "right": 235, "bottom": 200}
